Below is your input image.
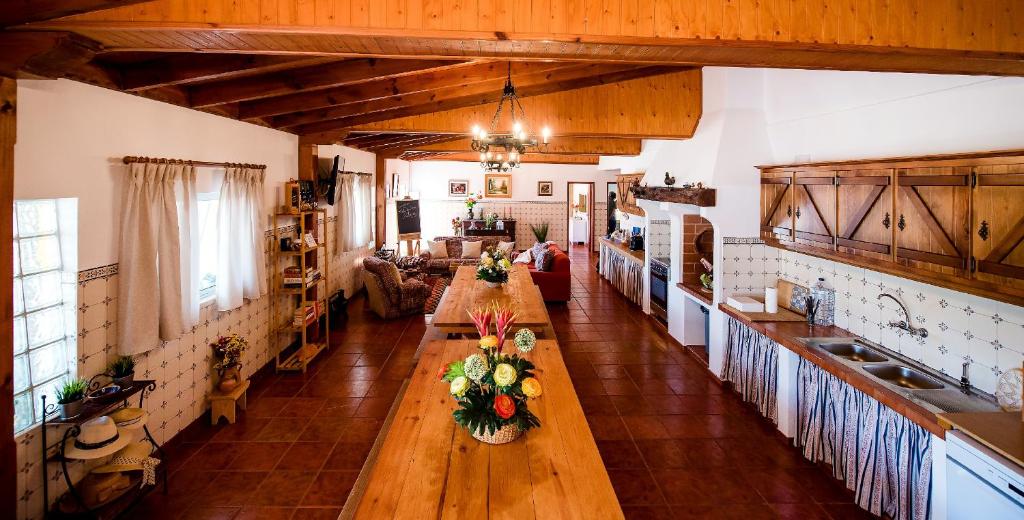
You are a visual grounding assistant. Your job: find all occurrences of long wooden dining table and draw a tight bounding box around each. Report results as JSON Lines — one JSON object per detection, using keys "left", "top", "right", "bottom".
{"left": 349, "top": 337, "right": 624, "bottom": 519}
{"left": 431, "top": 265, "right": 551, "bottom": 335}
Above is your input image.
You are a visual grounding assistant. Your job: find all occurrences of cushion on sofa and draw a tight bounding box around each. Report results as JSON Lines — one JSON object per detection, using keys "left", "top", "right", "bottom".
{"left": 535, "top": 248, "right": 554, "bottom": 271}
{"left": 426, "top": 240, "right": 448, "bottom": 258}
{"left": 461, "top": 240, "right": 482, "bottom": 258}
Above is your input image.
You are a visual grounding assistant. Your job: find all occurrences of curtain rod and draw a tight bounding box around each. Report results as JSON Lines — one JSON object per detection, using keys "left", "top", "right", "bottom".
{"left": 122, "top": 156, "right": 267, "bottom": 170}
{"left": 339, "top": 171, "right": 373, "bottom": 176}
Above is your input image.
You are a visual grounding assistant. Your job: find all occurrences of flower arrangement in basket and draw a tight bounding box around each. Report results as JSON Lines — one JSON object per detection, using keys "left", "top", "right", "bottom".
{"left": 476, "top": 248, "right": 512, "bottom": 288}
{"left": 440, "top": 302, "right": 542, "bottom": 444}
{"left": 210, "top": 334, "right": 248, "bottom": 393}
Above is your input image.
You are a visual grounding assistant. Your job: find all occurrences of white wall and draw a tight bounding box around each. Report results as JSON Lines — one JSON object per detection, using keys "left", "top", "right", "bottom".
{"left": 406, "top": 160, "right": 618, "bottom": 203}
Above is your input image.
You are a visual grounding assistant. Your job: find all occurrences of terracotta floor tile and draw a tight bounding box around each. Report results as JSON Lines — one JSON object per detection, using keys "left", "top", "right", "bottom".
{"left": 323, "top": 441, "right": 373, "bottom": 470}
{"left": 228, "top": 442, "right": 291, "bottom": 471}
{"left": 192, "top": 471, "right": 268, "bottom": 507}
{"left": 278, "top": 398, "right": 326, "bottom": 418}
{"left": 209, "top": 418, "right": 272, "bottom": 443}
{"left": 354, "top": 396, "right": 395, "bottom": 418}
{"left": 297, "top": 417, "right": 350, "bottom": 442}
{"left": 770, "top": 502, "right": 833, "bottom": 519}
{"left": 260, "top": 381, "right": 306, "bottom": 398}
{"left": 610, "top": 395, "right": 658, "bottom": 416}
{"left": 622, "top": 416, "right": 672, "bottom": 440}
{"left": 275, "top": 442, "right": 334, "bottom": 471}
{"left": 671, "top": 503, "right": 777, "bottom": 519}
{"left": 602, "top": 378, "right": 642, "bottom": 396}
{"left": 606, "top": 469, "right": 665, "bottom": 506}
{"left": 301, "top": 471, "right": 359, "bottom": 506}
{"left": 365, "top": 379, "right": 404, "bottom": 398}
{"left": 341, "top": 418, "right": 385, "bottom": 442}
{"left": 234, "top": 506, "right": 295, "bottom": 520}
{"left": 251, "top": 471, "right": 317, "bottom": 507}
{"left": 180, "top": 443, "right": 242, "bottom": 471}
{"left": 318, "top": 398, "right": 361, "bottom": 417}
{"left": 743, "top": 468, "right": 815, "bottom": 504}
{"left": 245, "top": 397, "right": 292, "bottom": 418}
{"left": 346, "top": 365, "right": 381, "bottom": 380}
{"left": 289, "top": 507, "right": 344, "bottom": 520}
{"left": 256, "top": 418, "right": 312, "bottom": 442}
{"left": 595, "top": 440, "right": 644, "bottom": 469}
{"left": 621, "top": 506, "right": 676, "bottom": 520}
{"left": 578, "top": 395, "right": 618, "bottom": 415}
{"left": 178, "top": 506, "right": 241, "bottom": 520}
{"left": 654, "top": 469, "right": 762, "bottom": 506}
{"left": 585, "top": 415, "right": 631, "bottom": 441}
{"left": 634, "top": 439, "right": 688, "bottom": 469}
{"left": 820, "top": 503, "right": 876, "bottom": 519}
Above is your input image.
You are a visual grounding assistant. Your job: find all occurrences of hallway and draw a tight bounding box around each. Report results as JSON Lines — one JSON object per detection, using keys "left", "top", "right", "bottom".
{"left": 131, "top": 245, "right": 867, "bottom": 520}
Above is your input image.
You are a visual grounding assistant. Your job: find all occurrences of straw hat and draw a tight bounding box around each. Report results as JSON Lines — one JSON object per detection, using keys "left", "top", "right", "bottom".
{"left": 92, "top": 441, "right": 161, "bottom": 486}
{"left": 108, "top": 408, "right": 147, "bottom": 430}
{"left": 63, "top": 416, "right": 131, "bottom": 460}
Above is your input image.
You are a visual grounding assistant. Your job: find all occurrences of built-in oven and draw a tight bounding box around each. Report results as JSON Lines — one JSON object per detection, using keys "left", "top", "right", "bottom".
{"left": 649, "top": 258, "right": 669, "bottom": 324}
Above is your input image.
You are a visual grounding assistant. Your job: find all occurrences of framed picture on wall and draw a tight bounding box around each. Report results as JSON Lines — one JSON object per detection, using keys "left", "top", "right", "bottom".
{"left": 448, "top": 179, "right": 469, "bottom": 197}
{"left": 484, "top": 174, "right": 512, "bottom": 198}
{"left": 537, "top": 181, "right": 553, "bottom": 196}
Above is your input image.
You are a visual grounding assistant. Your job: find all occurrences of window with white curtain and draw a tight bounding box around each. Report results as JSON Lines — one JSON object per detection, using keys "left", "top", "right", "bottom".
{"left": 197, "top": 193, "right": 219, "bottom": 301}
{"left": 13, "top": 199, "right": 78, "bottom": 433}
{"left": 336, "top": 173, "right": 374, "bottom": 253}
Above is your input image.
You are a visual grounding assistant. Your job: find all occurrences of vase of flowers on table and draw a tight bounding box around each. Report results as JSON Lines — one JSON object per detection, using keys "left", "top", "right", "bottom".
{"left": 476, "top": 248, "right": 512, "bottom": 288}
{"left": 441, "top": 303, "right": 542, "bottom": 444}
{"left": 465, "top": 193, "right": 480, "bottom": 220}
{"left": 211, "top": 334, "right": 248, "bottom": 393}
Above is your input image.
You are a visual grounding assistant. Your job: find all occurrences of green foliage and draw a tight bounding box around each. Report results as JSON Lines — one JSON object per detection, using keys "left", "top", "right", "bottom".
{"left": 55, "top": 378, "right": 89, "bottom": 404}
{"left": 108, "top": 355, "right": 136, "bottom": 378}
{"left": 443, "top": 360, "right": 465, "bottom": 382}
{"left": 700, "top": 272, "right": 713, "bottom": 289}
{"left": 449, "top": 351, "right": 541, "bottom": 435}
{"left": 530, "top": 223, "right": 550, "bottom": 243}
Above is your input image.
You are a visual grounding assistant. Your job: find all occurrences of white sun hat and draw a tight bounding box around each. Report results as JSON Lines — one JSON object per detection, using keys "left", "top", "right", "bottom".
{"left": 63, "top": 416, "right": 131, "bottom": 460}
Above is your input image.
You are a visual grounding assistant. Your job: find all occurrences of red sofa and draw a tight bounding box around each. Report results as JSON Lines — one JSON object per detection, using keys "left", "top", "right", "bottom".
{"left": 526, "top": 245, "right": 571, "bottom": 302}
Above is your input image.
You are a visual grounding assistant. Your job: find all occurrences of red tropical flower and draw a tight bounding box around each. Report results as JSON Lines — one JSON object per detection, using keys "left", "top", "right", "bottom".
{"left": 493, "top": 394, "right": 516, "bottom": 419}
{"left": 437, "top": 365, "right": 447, "bottom": 380}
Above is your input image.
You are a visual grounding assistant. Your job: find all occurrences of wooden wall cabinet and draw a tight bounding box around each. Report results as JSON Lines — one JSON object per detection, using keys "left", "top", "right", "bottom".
{"left": 759, "top": 150, "right": 1024, "bottom": 308}
{"left": 616, "top": 173, "right": 646, "bottom": 217}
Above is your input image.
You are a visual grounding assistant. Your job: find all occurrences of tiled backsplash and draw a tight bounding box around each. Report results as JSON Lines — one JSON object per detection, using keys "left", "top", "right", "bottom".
{"left": 647, "top": 219, "right": 671, "bottom": 259}
{"left": 721, "top": 237, "right": 1024, "bottom": 395}
{"left": 15, "top": 217, "right": 369, "bottom": 520}
{"left": 420, "top": 200, "right": 570, "bottom": 248}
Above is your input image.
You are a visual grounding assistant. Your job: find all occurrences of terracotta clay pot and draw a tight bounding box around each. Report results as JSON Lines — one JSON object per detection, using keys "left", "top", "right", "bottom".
{"left": 218, "top": 366, "right": 241, "bottom": 393}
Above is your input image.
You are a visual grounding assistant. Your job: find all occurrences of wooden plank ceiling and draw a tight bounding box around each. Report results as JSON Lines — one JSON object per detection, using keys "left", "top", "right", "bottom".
{"left": 4, "top": 0, "right": 1024, "bottom": 163}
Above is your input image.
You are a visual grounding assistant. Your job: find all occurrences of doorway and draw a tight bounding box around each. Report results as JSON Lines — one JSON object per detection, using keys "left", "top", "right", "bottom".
{"left": 566, "top": 182, "right": 594, "bottom": 251}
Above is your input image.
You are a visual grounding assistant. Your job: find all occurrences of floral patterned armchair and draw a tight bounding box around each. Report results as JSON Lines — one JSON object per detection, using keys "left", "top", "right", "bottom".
{"left": 361, "top": 256, "right": 429, "bottom": 319}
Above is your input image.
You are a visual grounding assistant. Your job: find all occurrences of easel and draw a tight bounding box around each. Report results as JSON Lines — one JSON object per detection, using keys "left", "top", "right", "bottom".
{"left": 398, "top": 232, "right": 420, "bottom": 257}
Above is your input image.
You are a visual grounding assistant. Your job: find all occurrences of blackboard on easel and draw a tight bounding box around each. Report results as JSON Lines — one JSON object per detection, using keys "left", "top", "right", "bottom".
{"left": 396, "top": 198, "right": 421, "bottom": 235}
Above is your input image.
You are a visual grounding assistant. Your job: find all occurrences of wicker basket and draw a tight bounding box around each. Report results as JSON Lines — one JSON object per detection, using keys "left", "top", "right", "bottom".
{"left": 471, "top": 423, "right": 522, "bottom": 445}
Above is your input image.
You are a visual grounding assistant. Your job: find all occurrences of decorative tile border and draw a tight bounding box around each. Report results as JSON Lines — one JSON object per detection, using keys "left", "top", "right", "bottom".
{"left": 723, "top": 237, "right": 765, "bottom": 245}
{"left": 77, "top": 264, "right": 118, "bottom": 283}
{"left": 649, "top": 219, "right": 671, "bottom": 225}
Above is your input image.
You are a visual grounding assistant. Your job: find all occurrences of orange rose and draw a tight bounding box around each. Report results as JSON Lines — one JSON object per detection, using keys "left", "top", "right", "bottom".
{"left": 494, "top": 394, "right": 516, "bottom": 419}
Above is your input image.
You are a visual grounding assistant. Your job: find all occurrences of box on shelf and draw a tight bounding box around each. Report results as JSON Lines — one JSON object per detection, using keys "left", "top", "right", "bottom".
{"left": 726, "top": 296, "right": 765, "bottom": 312}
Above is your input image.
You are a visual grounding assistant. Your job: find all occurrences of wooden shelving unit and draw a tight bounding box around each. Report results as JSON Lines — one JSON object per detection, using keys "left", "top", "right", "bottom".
{"left": 269, "top": 208, "right": 331, "bottom": 372}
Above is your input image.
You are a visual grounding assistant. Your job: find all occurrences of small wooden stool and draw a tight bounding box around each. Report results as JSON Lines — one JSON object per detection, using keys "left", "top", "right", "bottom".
{"left": 210, "top": 379, "right": 249, "bottom": 425}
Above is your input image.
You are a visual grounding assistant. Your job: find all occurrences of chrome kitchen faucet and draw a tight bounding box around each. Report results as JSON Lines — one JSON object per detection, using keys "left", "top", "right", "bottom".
{"left": 877, "top": 293, "right": 929, "bottom": 338}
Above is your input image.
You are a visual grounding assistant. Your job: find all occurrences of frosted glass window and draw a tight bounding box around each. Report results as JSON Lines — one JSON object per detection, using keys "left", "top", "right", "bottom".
{"left": 13, "top": 199, "right": 76, "bottom": 434}
{"left": 197, "top": 195, "right": 219, "bottom": 301}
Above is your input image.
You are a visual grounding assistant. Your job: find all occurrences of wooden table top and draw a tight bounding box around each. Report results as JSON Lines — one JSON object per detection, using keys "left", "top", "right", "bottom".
{"left": 599, "top": 237, "right": 645, "bottom": 264}
{"left": 939, "top": 412, "right": 1024, "bottom": 468}
{"left": 352, "top": 339, "right": 623, "bottom": 519}
{"left": 432, "top": 265, "right": 549, "bottom": 329}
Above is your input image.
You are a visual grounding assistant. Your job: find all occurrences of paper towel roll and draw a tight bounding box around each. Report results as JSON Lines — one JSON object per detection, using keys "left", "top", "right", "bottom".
{"left": 765, "top": 287, "right": 779, "bottom": 313}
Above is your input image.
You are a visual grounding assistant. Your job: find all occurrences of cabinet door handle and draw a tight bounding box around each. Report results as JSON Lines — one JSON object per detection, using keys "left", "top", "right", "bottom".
{"left": 898, "top": 214, "right": 906, "bottom": 232}
{"left": 882, "top": 212, "right": 891, "bottom": 229}
{"left": 795, "top": 207, "right": 801, "bottom": 219}
{"left": 786, "top": 205, "right": 792, "bottom": 217}
{"left": 978, "top": 220, "right": 989, "bottom": 241}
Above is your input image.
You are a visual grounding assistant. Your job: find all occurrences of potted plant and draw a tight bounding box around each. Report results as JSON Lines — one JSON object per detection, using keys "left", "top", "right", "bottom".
{"left": 108, "top": 355, "right": 136, "bottom": 388}
{"left": 210, "top": 334, "right": 248, "bottom": 393}
{"left": 55, "top": 378, "right": 89, "bottom": 419}
{"left": 476, "top": 249, "right": 511, "bottom": 288}
{"left": 442, "top": 304, "right": 542, "bottom": 444}
{"left": 484, "top": 212, "right": 497, "bottom": 230}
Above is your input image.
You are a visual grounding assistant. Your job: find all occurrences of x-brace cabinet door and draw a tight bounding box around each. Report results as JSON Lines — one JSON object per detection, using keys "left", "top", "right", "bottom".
{"left": 895, "top": 166, "right": 971, "bottom": 278}
{"left": 793, "top": 170, "right": 837, "bottom": 251}
{"left": 836, "top": 168, "right": 894, "bottom": 263}
{"left": 760, "top": 171, "right": 794, "bottom": 242}
{"left": 973, "top": 161, "right": 1024, "bottom": 295}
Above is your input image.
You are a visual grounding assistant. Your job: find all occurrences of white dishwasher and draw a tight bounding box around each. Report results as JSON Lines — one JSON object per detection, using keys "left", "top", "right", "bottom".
{"left": 946, "top": 430, "right": 1024, "bottom": 519}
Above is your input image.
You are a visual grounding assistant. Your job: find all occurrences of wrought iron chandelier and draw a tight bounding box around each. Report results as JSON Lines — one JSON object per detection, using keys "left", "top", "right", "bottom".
{"left": 470, "top": 63, "right": 550, "bottom": 172}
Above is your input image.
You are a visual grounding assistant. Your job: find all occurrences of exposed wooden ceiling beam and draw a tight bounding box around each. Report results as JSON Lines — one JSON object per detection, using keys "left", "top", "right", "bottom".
{"left": 343, "top": 69, "right": 702, "bottom": 140}
{"left": 239, "top": 61, "right": 560, "bottom": 121}
{"left": 368, "top": 134, "right": 461, "bottom": 152}
{"left": 406, "top": 137, "right": 642, "bottom": 156}
{"left": 117, "top": 54, "right": 340, "bottom": 91}
{"left": 190, "top": 58, "right": 467, "bottom": 108}
{"left": 271, "top": 62, "right": 586, "bottom": 130}
{"left": 413, "top": 152, "right": 601, "bottom": 165}
{"left": 299, "top": 65, "right": 690, "bottom": 142}
{"left": 33, "top": 0, "right": 1024, "bottom": 76}
{"left": 1, "top": 0, "right": 149, "bottom": 27}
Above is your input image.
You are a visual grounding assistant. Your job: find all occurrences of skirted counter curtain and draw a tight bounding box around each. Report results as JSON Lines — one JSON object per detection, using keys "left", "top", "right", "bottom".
{"left": 723, "top": 317, "right": 779, "bottom": 422}
{"left": 118, "top": 162, "right": 267, "bottom": 354}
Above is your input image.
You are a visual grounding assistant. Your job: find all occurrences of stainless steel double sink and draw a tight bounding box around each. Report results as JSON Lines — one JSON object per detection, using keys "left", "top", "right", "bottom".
{"left": 797, "top": 337, "right": 997, "bottom": 413}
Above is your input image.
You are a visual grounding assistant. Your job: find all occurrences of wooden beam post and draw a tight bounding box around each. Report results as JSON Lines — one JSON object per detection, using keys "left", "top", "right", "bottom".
{"left": 297, "top": 142, "right": 317, "bottom": 181}
{"left": 374, "top": 154, "right": 388, "bottom": 249}
{"left": 0, "top": 76, "right": 17, "bottom": 520}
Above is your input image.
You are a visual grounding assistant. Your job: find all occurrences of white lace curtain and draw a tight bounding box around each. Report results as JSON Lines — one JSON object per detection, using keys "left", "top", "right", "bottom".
{"left": 117, "top": 162, "right": 199, "bottom": 355}
{"left": 216, "top": 167, "right": 268, "bottom": 310}
{"left": 336, "top": 173, "right": 373, "bottom": 254}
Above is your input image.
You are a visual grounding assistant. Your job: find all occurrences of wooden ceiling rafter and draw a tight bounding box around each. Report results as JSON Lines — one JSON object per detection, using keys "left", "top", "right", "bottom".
{"left": 189, "top": 57, "right": 471, "bottom": 108}
{"left": 404, "top": 137, "right": 643, "bottom": 156}
{"left": 368, "top": 134, "right": 461, "bottom": 152}
{"left": 115, "top": 54, "right": 342, "bottom": 91}
{"left": 296, "top": 64, "right": 690, "bottom": 143}
{"left": 0, "top": 0, "right": 150, "bottom": 28}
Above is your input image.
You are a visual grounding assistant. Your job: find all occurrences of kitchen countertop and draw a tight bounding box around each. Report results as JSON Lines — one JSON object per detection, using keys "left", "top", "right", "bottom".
{"left": 720, "top": 303, "right": 998, "bottom": 437}
{"left": 599, "top": 236, "right": 645, "bottom": 264}
{"left": 939, "top": 412, "right": 1024, "bottom": 467}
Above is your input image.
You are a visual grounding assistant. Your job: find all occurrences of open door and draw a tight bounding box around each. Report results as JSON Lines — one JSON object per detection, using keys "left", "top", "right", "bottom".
{"left": 567, "top": 182, "right": 595, "bottom": 251}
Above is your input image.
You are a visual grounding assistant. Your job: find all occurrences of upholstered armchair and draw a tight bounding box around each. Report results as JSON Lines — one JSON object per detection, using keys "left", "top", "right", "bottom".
{"left": 361, "top": 256, "right": 429, "bottom": 319}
